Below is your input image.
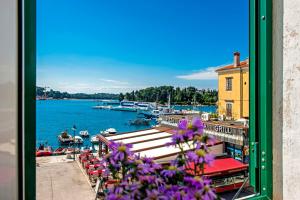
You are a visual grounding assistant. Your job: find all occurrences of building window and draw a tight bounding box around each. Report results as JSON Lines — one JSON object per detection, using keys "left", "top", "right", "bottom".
{"left": 226, "top": 103, "right": 233, "bottom": 117}
{"left": 226, "top": 77, "right": 233, "bottom": 91}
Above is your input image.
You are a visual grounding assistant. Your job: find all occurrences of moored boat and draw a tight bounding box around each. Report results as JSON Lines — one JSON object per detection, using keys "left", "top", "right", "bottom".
{"left": 92, "top": 105, "right": 112, "bottom": 109}
{"left": 103, "top": 128, "right": 117, "bottom": 134}
{"left": 36, "top": 143, "right": 53, "bottom": 157}
{"left": 129, "top": 118, "right": 151, "bottom": 126}
{"left": 90, "top": 135, "right": 99, "bottom": 144}
{"left": 111, "top": 106, "right": 137, "bottom": 112}
{"left": 111, "top": 101, "right": 137, "bottom": 112}
{"left": 79, "top": 130, "right": 89, "bottom": 137}
{"left": 65, "top": 147, "right": 80, "bottom": 154}
{"left": 74, "top": 136, "right": 84, "bottom": 144}
{"left": 58, "top": 131, "right": 73, "bottom": 144}
{"left": 53, "top": 147, "right": 66, "bottom": 155}
{"left": 36, "top": 151, "right": 52, "bottom": 157}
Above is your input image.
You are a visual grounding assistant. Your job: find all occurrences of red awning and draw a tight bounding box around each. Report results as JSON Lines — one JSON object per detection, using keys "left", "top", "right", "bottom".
{"left": 186, "top": 158, "right": 248, "bottom": 176}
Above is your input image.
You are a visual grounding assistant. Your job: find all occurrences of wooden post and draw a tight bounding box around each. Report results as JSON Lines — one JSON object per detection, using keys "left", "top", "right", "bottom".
{"left": 99, "top": 141, "right": 102, "bottom": 157}
{"left": 105, "top": 144, "right": 108, "bottom": 154}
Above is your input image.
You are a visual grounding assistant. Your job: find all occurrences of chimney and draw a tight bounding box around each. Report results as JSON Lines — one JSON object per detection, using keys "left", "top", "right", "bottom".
{"left": 233, "top": 52, "right": 240, "bottom": 67}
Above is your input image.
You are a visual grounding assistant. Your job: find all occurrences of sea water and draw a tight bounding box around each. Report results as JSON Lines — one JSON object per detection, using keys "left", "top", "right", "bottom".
{"left": 36, "top": 100, "right": 217, "bottom": 149}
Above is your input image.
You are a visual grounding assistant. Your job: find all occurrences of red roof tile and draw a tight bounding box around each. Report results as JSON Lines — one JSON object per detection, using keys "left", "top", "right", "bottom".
{"left": 215, "top": 60, "right": 248, "bottom": 72}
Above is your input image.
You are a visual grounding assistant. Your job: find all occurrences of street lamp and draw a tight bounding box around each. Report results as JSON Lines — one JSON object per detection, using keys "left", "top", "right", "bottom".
{"left": 72, "top": 125, "right": 77, "bottom": 161}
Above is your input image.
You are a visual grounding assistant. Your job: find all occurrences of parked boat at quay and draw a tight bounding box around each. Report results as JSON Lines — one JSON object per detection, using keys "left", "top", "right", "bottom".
{"left": 96, "top": 99, "right": 120, "bottom": 105}
{"left": 111, "top": 101, "right": 138, "bottom": 112}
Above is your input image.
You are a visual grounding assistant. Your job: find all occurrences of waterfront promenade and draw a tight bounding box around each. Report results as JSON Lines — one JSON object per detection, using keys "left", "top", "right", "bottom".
{"left": 36, "top": 155, "right": 95, "bottom": 200}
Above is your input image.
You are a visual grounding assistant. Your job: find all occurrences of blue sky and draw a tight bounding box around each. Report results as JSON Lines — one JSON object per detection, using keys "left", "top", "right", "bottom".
{"left": 37, "top": 0, "right": 249, "bottom": 94}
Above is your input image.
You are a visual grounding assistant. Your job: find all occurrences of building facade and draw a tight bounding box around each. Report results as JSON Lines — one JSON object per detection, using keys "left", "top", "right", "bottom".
{"left": 216, "top": 52, "right": 249, "bottom": 120}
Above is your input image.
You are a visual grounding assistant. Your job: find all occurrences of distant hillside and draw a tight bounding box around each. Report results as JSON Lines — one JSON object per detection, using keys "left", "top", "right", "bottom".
{"left": 36, "top": 86, "right": 119, "bottom": 100}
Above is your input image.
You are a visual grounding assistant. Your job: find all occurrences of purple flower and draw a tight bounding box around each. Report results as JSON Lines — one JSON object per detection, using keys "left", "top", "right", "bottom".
{"left": 135, "top": 157, "right": 162, "bottom": 175}
{"left": 187, "top": 150, "right": 215, "bottom": 166}
{"left": 103, "top": 117, "right": 218, "bottom": 200}
{"left": 109, "top": 142, "right": 133, "bottom": 162}
{"left": 168, "top": 129, "right": 194, "bottom": 146}
{"left": 168, "top": 118, "right": 206, "bottom": 146}
{"left": 139, "top": 175, "right": 157, "bottom": 184}
{"left": 161, "top": 165, "right": 182, "bottom": 178}
{"left": 202, "top": 180, "right": 217, "bottom": 200}
{"left": 178, "top": 119, "right": 188, "bottom": 130}
{"left": 142, "top": 157, "right": 154, "bottom": 164}
{"left": 192, "top": 117, "right": 204, "bottom": 132}
{"left": 105, "top": 194, "right": 124, "bottom": 200}
{"left": 184, "top": 176, "right": 204, "bottom": 189}
{"left": 145, "top": 189, "right": 168, "bottom": 200}
{"left": 206, "top": 135, "right": 216, "bottom": 146}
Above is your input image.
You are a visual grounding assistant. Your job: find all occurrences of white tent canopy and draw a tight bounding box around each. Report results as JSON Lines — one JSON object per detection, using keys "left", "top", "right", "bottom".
{"left": 105, "top": 129, "right": 160, "bottom": 141}
{"left": 115, "top": 132, "right": 171, "bottom": 144}
{"left": 102, "top": 127, "right": 224, "bottom": 164}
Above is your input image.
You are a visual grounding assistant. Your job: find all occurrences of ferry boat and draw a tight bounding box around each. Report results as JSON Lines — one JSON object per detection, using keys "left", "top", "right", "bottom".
{"left": 134, "top": 102, "right": 151, "bottom": 111}
{"left": 111, "top": 101, "right": 137, "bottom": 112}
{"left": 97, "top": 99, "right": 120, "bottom": 105}
{"left": 138, "top": 106, "right": 174, "bottom": 118}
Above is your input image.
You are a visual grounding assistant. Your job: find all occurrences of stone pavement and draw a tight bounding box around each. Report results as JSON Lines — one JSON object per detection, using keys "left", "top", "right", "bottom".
{"left": 36, "top": 156, "right": 96, "bottom": 200}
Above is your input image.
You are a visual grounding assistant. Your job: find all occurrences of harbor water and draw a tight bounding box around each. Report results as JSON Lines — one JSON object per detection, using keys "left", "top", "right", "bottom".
{"left": 36, "top": 100, "right": 217, "bottom": 148}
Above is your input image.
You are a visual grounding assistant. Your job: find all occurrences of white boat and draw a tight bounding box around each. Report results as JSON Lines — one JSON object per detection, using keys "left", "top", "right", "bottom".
{"left": 58, "top": 131, "right": 73, "bottom": 144}
{"left": 91, "top": 135, "right": 99, "bottom": 143}
{"left": 74, "top": 136, "right": 83, "bottom": 144}
{"left": 134, "top": 102, "right": 150, "bottom": 111}
{"left": 92, "top": 105, "right": 112, "bottom": 109}
{"left": 103, "top": 128, "right": 117, "bottom": 134}
{"left": 111, "top": 101, "right": 137, "bottom": 112}
{"left": 79, "top": 130, "right": 89, "bottom": 137}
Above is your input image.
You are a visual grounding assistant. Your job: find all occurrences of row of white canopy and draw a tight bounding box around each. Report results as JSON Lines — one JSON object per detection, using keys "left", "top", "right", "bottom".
{"left": 103, "top": 128, "right": 224, "bottom": 163}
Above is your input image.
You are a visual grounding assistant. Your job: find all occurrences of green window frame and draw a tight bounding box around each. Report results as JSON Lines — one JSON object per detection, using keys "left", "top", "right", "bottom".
{"left": 22, "top": 0, "right": 273, "bottom": 199}
{"left": 249, "top": 0, "right": 273, "bottom": 199}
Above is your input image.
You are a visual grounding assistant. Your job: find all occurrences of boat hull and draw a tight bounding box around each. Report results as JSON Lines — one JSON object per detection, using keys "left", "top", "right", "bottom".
{"left": 111, "top": 107, "right": 137, "bottom": 112}
{"left": 36, "top": 151, "right": 52, "bottom": 157}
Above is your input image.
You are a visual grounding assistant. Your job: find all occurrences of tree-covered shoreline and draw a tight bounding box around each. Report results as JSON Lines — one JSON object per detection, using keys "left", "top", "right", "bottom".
{"left": 36, "top": 86, "right": 218, "bottom": 105}
{"left": 120, "top": 86, "right": 217, "bottom": 105}
{"left": 36, "top": 87, "right": 119, "bottom": 100}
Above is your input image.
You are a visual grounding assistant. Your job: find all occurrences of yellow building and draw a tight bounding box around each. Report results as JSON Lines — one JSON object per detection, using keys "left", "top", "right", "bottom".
{"left": 216, "top": 52, "right": 249, "bottom": 120}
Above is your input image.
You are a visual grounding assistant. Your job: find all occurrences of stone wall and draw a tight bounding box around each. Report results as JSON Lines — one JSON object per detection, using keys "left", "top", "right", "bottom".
{"left": 273, "top": 0, "right": 300, "bottom": 199}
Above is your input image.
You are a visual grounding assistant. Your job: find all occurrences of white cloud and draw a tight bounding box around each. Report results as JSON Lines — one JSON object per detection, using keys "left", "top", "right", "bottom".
{"left": 176, "top": 67, "right": 219, "bottom": 80}
{"left": 50, "top": 81, "right": 144, "bottom": 94}
{"left": 99, "top": 78, "right": 129, "bottom": 85}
